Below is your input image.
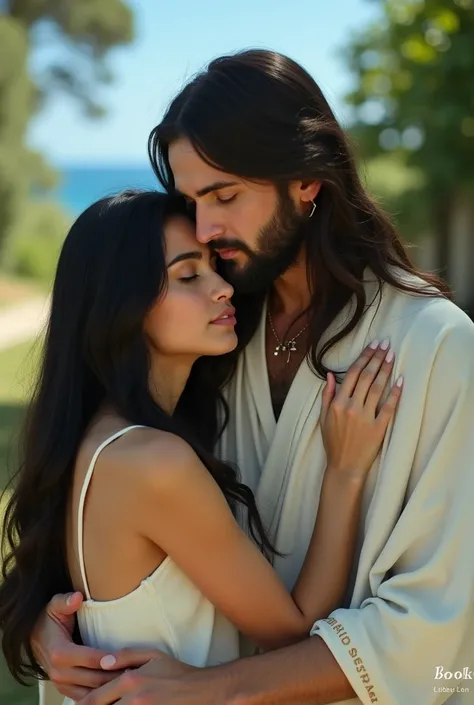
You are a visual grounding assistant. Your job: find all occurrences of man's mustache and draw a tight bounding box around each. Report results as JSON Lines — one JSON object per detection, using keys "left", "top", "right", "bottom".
{"left": 209, "top": 239, "right": 254, "bottom": 258}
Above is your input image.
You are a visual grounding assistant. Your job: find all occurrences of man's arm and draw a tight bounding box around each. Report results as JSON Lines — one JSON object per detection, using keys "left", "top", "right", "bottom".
{"left": 305, "top": 311, "right": 474, "bottom": 705}
{"left": 203, "top": 636, "right": 354, "bottom": 704}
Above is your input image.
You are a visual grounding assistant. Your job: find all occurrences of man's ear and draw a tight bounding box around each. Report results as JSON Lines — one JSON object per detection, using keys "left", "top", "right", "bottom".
{"left": 299, "top": 181, "right": 322, "bottom": 204}
{"left": 289, "top": 180, "right": 322, "bottom": 210}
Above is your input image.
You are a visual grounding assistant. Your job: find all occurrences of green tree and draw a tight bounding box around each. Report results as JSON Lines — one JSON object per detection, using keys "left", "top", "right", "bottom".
{"left": 345, "top": 0, "right": 474, "bottom": 275}
{"left": 0, "top": 0, "right": 134, "bottom": 268}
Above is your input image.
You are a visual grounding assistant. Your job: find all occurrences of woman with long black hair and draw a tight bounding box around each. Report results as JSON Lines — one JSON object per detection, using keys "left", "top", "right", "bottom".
{"left": 0, "top": 189, "right": 400, "bottom": 700}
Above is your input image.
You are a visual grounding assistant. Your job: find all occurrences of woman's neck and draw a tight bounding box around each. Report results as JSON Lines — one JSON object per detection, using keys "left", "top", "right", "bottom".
{"left": 148, "top": 352, "right": 195, "bottom": 415}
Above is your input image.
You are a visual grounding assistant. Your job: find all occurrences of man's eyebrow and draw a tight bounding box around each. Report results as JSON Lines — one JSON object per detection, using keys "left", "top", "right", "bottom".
{"left": 177, "top": 181, "right": 238, "bottom": 199}
{"left": 167, "top": 251, "right": 203, "bottom": 268}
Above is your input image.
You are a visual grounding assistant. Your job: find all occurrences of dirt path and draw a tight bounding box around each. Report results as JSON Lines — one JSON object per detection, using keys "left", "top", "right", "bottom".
{"left": 0, "top": 296, "right": 50, "bottom": 351}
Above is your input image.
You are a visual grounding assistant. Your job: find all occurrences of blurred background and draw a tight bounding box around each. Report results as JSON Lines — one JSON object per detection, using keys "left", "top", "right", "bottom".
{"left": 1, "top": 1, "right": 473, "bottom": 702}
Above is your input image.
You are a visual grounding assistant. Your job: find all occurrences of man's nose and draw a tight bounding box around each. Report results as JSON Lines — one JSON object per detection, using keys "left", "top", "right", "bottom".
{"left": 195, "top": 208, "right": 225, "bottom": 244}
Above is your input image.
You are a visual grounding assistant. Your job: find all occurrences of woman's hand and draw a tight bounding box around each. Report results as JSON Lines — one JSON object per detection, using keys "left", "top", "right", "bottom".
{"left": 320, "top": 339, "right": 402, "bottom": 482}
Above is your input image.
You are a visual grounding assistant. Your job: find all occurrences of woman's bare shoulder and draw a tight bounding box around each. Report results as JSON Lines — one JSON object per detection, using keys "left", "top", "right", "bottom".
{"left": 97, "top": 426, "right": 205, "bottom": 495}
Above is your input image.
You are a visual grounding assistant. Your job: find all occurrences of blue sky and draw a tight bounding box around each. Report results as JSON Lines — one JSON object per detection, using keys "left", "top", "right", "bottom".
{"left": 28, "top": 0, "right": 380, "bottom": 166}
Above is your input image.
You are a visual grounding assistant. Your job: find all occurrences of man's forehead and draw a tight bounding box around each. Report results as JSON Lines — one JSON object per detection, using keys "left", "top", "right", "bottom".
{"left": 168, "top": 139, "right": 235, "bottom": 195}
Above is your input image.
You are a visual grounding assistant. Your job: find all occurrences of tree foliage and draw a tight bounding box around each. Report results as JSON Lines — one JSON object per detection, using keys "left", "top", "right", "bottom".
{"left": 345, "top": 0, "right": 474, "bottom": 267}
{"left": 0, "top": 0, "right": 134, "bottom": 267}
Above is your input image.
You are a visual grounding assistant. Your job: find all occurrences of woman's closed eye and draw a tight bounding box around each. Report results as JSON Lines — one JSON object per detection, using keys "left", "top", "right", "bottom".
{"left": 216, "top": 194, "right": 237, "bottom": 205}
{"left": 180, "top": 274, "right": 199, "bottom": 283}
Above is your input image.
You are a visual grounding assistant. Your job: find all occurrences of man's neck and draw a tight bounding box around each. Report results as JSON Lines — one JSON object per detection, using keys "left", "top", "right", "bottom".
{"left": 270, "top": 247, "right": 311, "bottom": 318}
{"left": 265, "top": 248, "right": 312, "bottom": 421}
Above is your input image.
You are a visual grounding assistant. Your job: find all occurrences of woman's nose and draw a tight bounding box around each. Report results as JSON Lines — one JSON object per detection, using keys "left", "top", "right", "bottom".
{"left": 212, "top": 273, "right": 234, "bottom": 302}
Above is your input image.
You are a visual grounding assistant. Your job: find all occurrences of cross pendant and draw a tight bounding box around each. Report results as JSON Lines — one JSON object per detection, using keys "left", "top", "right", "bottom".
{"left": 274, "top": 341, "right": 298, "bottom": 363}
{"left": 274, "top": 343, "right": 287, "bottom": 356}
{"left": 286, "top": 342, "right": 297, "bottom": 363}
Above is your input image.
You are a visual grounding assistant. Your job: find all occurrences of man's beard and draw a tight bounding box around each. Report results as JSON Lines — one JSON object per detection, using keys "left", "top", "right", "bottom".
{"left": 210, "top": 190, "right": 308, "bottom": 294}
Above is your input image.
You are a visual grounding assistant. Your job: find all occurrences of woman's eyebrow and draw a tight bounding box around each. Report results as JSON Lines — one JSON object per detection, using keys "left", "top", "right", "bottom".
{"left": 167, "top": 251, "right": 203, "bottom": 268}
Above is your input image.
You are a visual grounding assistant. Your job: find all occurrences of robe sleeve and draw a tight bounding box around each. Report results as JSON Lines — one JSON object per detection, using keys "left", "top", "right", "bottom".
{"left": 310, "top": 310, "right": 474, "bottom": 705}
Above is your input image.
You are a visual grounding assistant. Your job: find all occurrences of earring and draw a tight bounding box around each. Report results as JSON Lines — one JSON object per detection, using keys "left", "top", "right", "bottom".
{"left": 309, "top": 199, "right": 317, "bottom": 218}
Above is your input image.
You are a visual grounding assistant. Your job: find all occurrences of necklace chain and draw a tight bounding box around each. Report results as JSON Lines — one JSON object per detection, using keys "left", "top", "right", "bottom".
{"left": 268, "top": 312, "right": 309, "bottom": 364}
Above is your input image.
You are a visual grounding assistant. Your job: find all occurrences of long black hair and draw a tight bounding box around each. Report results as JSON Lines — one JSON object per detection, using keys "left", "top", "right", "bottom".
{"left": 148, "top": 49, "right": 451, "bottom": 377}
{"left": 0, "top": 190, "right": 276, "bottom": 684}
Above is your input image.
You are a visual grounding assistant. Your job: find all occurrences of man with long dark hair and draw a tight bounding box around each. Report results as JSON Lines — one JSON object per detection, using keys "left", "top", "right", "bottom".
{"left": 33, "top": 50, "right": 474, "bottom": 705}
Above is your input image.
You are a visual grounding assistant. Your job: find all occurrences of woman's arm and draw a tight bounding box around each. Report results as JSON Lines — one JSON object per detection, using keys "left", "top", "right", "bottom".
{"left": 135, "top": 342, "right": 401, "bottom": 651}
{"left": 291, "top": 341, "right": 401, "bottom": 626}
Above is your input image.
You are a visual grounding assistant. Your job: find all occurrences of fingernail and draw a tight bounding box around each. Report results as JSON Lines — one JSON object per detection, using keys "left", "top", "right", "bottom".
{"left": 369, "top": 339, "right": 379, "bottom": 349}
{"left": 380, "top": 338, "right": 390, "bottom": 350}
{"left": 66, "top": 593, "right": 75, "bottom": 606}
{"left": 101, "top": 655, "right": 117, "bottom": 669}
{"left": 385, "top": 349, "right": 394, "bottom": 363}
{"left": 396, "top": 375, "right": 404, "bottom": 387}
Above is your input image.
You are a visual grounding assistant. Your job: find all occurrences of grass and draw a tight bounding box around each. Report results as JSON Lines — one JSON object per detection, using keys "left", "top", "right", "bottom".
{"left": 0, "top": 340, "right": 40, "bottom": 705}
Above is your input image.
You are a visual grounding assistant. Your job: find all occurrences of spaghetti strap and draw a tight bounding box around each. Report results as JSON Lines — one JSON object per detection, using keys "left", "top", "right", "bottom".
{"left": 77, "top": 425, "right": 146, "bottom": 601}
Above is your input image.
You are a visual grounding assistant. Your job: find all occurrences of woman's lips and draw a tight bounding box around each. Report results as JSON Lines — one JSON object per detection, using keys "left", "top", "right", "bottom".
{"left": 210, "top": 315, "right": 237, "bottom": 326}
{"left": 211, "top": 307, "right": 237, "bottom": 326}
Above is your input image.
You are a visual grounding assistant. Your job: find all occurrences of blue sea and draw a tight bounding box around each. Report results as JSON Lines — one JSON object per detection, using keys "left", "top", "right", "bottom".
{"left": 54, "top": 165, "right": 161, "bottom": 216}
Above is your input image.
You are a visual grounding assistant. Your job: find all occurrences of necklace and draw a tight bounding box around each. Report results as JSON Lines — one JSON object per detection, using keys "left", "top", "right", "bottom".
{"left": 268, "top": 312, "right": 309, "bottom": 364}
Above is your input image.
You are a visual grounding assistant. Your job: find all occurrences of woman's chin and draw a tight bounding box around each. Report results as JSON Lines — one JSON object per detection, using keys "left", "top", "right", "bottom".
{"left": 202, "top": 332, "right": 239, "bottom": 356}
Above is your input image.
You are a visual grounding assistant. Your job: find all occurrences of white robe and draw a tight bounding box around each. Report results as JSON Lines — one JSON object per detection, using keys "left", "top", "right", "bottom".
{"left": 217, "top": 275, "right": 474, "bottom": 705}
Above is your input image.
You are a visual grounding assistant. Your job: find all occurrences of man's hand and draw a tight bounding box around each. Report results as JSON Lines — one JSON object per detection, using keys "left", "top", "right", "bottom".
{"left": 75, "top": 635, "right": 355, "bottom": 705}
{"left": 32, "top": 592, "right": 123, "bottom": 701}
{"left": 77, "top": 650, "right": 209, "bottom": 705}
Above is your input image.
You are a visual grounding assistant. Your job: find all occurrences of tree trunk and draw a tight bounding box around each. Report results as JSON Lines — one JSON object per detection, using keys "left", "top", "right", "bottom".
{"left": 433, "top": 194, "right": 453, "bottom": 283}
